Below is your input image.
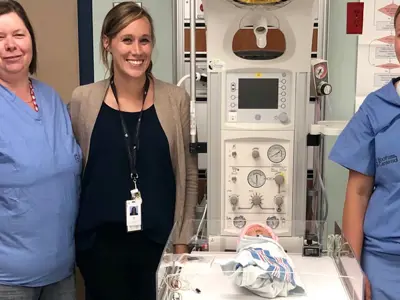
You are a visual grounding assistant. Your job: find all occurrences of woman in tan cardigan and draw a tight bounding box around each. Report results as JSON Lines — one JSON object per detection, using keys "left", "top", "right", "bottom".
{"left": 67, "top": 3, "right": 198, "bottom": 300}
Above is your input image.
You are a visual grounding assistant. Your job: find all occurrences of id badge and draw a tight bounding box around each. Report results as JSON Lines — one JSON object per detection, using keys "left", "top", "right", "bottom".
{"left": 126, "top": 188, "right": 142, "bottom": 232}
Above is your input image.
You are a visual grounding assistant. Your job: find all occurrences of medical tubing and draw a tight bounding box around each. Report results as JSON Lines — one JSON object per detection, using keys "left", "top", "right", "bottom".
{"left": 177, "top": 74, "right": 190, "bottom": 87}
{"left": 192, "top": 202, "right": 208, "bottom": 246}
{"left": 317, "top": 170, "right": 329, "bottom": 221}
{"left": 177, "top": 73, "right": 206, "bottom": 87}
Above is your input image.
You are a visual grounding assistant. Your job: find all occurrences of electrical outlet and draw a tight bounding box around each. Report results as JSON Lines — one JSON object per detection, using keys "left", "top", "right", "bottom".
{"left": 347, "top": 2, "right": 364, "bottom": 34}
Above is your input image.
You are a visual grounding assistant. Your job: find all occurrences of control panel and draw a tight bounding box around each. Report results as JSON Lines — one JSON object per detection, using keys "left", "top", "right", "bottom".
{"left": 226, "top": 72, "right": 291, "bottom": 124}
{"left": 223, "top": 138, "right": 292, "bottom": 236}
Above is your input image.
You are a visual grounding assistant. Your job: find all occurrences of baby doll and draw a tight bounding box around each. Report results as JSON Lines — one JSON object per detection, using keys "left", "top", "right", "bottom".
{"left": 219, "top": 222, "right": 305, "bottom": 299}
{"left": 239, "top": 223, "right": 279, "bottom": 241}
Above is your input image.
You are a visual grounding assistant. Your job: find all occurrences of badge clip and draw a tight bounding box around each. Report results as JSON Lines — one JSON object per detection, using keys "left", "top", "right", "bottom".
{"left": 131, "top": 189, "right": 141, "bottom": 200}
{"left": 130, "top": 179, "right": 142, "bottom": 202}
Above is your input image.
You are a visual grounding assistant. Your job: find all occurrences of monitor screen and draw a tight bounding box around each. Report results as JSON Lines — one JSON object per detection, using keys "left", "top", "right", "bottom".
{"left": 238, "top": 78, "right": 279, "bottom": 109}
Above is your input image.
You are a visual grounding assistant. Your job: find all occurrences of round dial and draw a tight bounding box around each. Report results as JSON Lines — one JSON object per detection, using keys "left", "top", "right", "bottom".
{"left": 247, "top": 170, "right": 266, "bottom": 188}
{"left": 321, "top": 83, "right": 332, "bottom": 95}
{"left": 266, "top": 216, "right": 279, "bottom": 229}
{"left": 267, "top": 144, "right": 286, "bottom": 163}
{"left": 314, "top": 64, "right": 327, "bottom": 79}
{"left": 233, "top": 216, "right": 246, "bottom": 229}
{"left": 278, "top": 112, "right": 289, "bottom": 123}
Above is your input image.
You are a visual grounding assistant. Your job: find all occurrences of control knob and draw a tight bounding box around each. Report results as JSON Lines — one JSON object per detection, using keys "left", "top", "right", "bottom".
{"left": 251, "top": 194, "right": 262, "bottom": 206}
{"left": 274, "top": 174, "right": 285, "bottom": 185}
{"left": 252, "top": 149, "right": 260, "bottom": 159}
{"left": 274, "top": 195, "right": 284, "bottom": 212}
{"left": 317, "top": 81, "right": 332, "bottom": 96}
{"left": 274, "top": 195, "right": 284, "bottom": 207}
{"left": 229, "top": 195, "right": 239, "bottom": 206}
{"left": 278, "top": 112, "right": 289, "bottom": 124}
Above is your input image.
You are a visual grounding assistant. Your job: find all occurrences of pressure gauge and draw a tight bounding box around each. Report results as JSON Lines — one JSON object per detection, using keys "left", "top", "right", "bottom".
{"left": 266, "top": 216, "right": 279, "bottom": 229}
{"left": 314, "top": 64, "right": 327, "bottom": 80}
{"left": 267, "top": 144, "right": 286, "bottom": 163}
{"left": 233, "top": 216, "right": 246, "bottom": 229}
{"left": 247, "top": 169, "right": 266, "bottom": 188}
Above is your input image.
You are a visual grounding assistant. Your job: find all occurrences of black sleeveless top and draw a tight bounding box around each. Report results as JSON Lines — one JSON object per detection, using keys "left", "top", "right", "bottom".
{"left": 76, "top": 102, "right": 176, "bottom": 249}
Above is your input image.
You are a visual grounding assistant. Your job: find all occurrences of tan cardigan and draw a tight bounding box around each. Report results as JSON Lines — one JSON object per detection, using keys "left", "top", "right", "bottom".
{"left": 67, "top": 78, "right": 198, "bottom": 245}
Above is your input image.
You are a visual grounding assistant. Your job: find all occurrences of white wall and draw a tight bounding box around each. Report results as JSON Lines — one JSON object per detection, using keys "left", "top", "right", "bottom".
{"left": 92, "top": 0, "right": 175, "bottom": 83}
{"left": 324, "top": 0, "right": 359, "bottom": 234}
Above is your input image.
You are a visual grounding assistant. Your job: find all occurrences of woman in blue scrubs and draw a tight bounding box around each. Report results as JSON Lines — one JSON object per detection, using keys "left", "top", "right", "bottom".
{"left": 0, "top": 1, "right": 81, "bottom": 299}
{"left": 329, "top": 7, "right": 400, "bottom": 300}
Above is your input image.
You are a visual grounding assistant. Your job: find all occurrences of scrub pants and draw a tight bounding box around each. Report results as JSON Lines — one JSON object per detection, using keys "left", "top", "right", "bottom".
{"left": 362, "top": 249, "right": 400, "bottom": 299}
{"left": 0, "top": 275, "right": 75, "bottom": 300}
{"left": 76, "top": 225, "right": 165, "bottom": 300}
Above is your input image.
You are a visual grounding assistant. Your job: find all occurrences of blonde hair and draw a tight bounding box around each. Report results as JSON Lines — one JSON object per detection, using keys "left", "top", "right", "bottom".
{"left": 100, "top": 2, "right": 156, "bottom": 76}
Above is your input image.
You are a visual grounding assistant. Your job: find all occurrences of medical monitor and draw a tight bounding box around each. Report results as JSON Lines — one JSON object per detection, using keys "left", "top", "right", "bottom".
{"left": 238, "top": 78, "right": 279, "bottom": 109}
{"left": 226, "top": 72, "right": 291, "bottom": 124}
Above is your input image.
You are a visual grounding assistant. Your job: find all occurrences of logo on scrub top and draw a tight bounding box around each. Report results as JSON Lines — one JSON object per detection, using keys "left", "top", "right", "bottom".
{"left": 376, "top": 154, "right": 398, "bottom": 167}
{"left": 74, "top": 153, "right": 81, "bottom": 163}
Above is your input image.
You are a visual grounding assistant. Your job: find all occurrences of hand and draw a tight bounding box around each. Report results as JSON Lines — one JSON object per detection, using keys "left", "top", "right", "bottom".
{"left": 364, "top": 275, "right": 371, "bottom": 300}
{"left": 174, "top": 244, "right": 189, "bottom": 254}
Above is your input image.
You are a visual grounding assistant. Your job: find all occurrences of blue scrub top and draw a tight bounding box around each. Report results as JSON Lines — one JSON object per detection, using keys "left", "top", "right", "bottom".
{"left": 329, "top": 78, "right": 400, "bottom": 255}
{"left": 0, "top": 79, "right": 82, "bottom": 287}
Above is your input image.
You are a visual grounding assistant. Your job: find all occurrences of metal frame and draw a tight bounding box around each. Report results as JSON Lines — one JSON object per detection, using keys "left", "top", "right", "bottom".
{"left": 175, "top": 0, "right": 186, "bottom": 86}
{"left": 318, "top": 0, "right": 330, "bottom": 60}
{"left": 189, "top": 0, "right": 197, "bottom": 145}
{"left": 171, "top": 0, "right": 178, "bottom": 84}
{"left": 310, "top": 0, "right": 330, "bottom": 232}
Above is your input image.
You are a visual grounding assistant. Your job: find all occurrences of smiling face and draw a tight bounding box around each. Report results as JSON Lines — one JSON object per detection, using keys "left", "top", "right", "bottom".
{"left": 103, "top": 16, "right": 153, "bottom": 80}
{"left": 0, "top": 12, "right": 32, "bottom": 78}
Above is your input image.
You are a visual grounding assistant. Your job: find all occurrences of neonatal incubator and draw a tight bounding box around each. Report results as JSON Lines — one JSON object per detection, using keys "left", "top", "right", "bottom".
{"left": 156, "top": 219, "right": 364, "bottom": 300}
{"left": 163, "top": 0, "right": 360, "bottom": 298}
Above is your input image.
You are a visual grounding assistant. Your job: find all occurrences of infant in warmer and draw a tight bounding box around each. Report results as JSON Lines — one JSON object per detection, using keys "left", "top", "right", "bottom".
{"left": 217, "top": 223, "right": 306, "bottom": 298}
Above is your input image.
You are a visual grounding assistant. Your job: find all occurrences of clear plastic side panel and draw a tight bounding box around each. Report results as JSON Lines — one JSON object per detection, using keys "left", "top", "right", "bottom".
{"left": 157, "top": 219, "right": 364, "bottom": 300}
{"left": 334, "top": 221, "right": 364, "bottom": 300}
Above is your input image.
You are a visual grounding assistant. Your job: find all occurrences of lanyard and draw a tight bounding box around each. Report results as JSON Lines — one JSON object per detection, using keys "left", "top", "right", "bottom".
{"left": 109, "top": 75, "right": 151, "bottom": 187}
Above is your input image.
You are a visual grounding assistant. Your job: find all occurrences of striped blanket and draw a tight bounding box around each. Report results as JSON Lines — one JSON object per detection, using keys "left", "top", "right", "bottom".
{"left": 218, "top": 236, "right": 306, "bottom": 298}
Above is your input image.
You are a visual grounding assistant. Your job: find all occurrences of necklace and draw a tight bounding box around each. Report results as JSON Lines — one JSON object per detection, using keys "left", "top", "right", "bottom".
{"left": 28, "top": 79, "right": 38, "bottom": 112}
